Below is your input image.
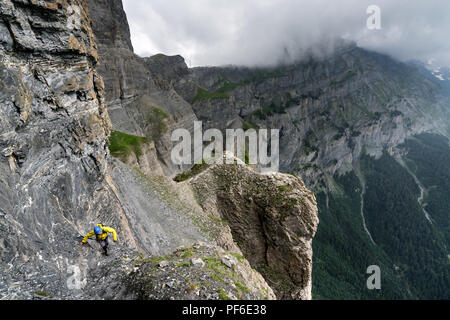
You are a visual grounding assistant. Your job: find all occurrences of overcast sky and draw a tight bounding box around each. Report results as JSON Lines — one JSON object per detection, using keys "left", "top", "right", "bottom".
{"left": 122, "top": 0, "right": 450, "bottom": 68}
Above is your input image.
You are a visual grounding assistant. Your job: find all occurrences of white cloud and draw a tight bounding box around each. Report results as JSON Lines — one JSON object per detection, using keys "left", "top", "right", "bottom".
{"left": 122, "top": 0, "right": 450, "bottom": 67}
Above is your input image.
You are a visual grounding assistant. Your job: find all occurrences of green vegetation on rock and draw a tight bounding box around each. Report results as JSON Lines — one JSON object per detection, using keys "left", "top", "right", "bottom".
{"left": 242, "top": 120, "right": 259, "bottom": 131}
{"left": 174, "top": 160, "right": 210, "bottom": 182}
{"left": 34, "top": 291, "right": 48, "bottom": 297}
{"left": 109, "top": 130, "right": 152, "bottom": 161}
{"left": 216, "top": 77, "right": 242, "bottom": 93}
{"left": 253, "top": 103, "right": 287, "bottom": 119}
{"left": 191, "top": 86, "right": 229, "bottom": 104}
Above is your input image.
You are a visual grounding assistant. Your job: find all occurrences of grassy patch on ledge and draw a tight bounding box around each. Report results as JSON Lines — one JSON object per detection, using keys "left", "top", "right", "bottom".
{"left": 191, "top": 87, "right": 229, "bottom": 104}
{"left": 173, "top": 160, "right": 210, "bottom": 182}
{"left": 216, "top": 76, "right": 242, "bottom": 93}
{"left": 252, "top": 103, "right": 287, "bottom": 119}
{"left": 109, "top": 130, "right": 152, "bottom": 161}
{"left": 34, "top": 291, "right": 48, "bottom": 297}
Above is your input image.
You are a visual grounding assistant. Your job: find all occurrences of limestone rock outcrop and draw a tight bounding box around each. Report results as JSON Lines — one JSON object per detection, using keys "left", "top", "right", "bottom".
{"left": 189, "top": 156, "right": 319, "bottom": 299}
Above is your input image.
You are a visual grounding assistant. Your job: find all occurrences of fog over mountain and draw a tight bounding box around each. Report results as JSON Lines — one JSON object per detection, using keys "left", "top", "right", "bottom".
{"left": 122, "top": 0, "right": 450, "bottom": 67}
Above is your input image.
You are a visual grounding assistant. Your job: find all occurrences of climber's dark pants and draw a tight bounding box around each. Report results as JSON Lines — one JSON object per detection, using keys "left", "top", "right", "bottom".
{"left": 98, "top": 236, "right": 109, "bottom": 253}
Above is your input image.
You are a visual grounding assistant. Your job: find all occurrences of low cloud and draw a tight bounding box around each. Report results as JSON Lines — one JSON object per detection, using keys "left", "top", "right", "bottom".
{"left": 123, "top": 0, "right": 450, "bottom": 68}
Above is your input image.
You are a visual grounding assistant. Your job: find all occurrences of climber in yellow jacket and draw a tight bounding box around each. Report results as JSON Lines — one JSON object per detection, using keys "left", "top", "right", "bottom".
{"left": 81, "top": 224, "right": 117, "bottom": 256}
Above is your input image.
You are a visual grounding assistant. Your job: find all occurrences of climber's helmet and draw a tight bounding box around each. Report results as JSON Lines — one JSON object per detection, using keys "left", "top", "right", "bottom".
{"left": 94, "top": 226, "right": 102, "bottom": 235}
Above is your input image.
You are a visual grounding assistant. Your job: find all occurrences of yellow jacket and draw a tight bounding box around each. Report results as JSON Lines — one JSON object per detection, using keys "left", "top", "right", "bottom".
{"left": 82, "top": 224, "right": 117, "bottom": 243}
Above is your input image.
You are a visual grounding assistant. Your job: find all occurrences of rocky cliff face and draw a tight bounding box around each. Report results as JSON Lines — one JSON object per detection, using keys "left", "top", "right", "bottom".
{"left": 85, "top": 0, "right": 198, "bottom": 175}
{"left": 189, "top": 154, "right": 318, "bottom": 299}
{"left": 0, "top": 0, "right": 318, "bottom": 300}
{"left": 180, "top": 46, "right": 450, "bottom": 189}
{"left": 0, "top": 0, "right": 131, "bottom": 298}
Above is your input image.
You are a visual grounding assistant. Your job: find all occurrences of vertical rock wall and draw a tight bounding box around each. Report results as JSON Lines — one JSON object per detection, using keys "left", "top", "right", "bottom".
{"left": 0, "top": 0, "right": 138, "bottom": 297}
